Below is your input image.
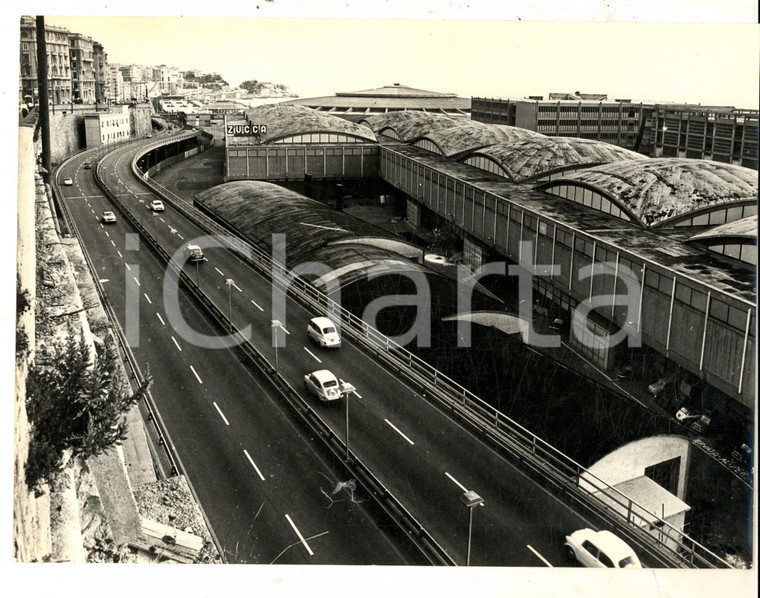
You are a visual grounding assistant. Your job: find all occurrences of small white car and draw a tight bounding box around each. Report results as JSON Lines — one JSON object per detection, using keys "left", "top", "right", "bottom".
{"left": 303, "top": 370, "right": 342, "bottom": 402}
{"left": 184, "top": 243, "right": 204, "bottom": 262}
{"left": 307, "top": 316, "right": 341, "bottom": 348}
{"left": 564, "top": 529, "right": 641, "bottom": 568}
{"left": 150, "top": 200, "right": 165, "bottom": 212}
{"left": 101, "top": 211, "right": 116, "bottom": 223}
{"left": 63, "top": 177, "right": 73, "bottom": 186}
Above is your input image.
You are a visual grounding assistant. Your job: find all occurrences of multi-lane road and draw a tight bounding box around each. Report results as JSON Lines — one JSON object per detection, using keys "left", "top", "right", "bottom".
{"left": 55, "top": 132, "right": 615, "bottom": 567}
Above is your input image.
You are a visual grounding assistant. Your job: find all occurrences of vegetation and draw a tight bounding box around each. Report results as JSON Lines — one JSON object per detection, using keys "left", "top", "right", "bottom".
{"left": 25, "top": 336, "right": 150, "bottom": 494}
{"left": 182, "top": 71, "right": 228, "bottom": 90}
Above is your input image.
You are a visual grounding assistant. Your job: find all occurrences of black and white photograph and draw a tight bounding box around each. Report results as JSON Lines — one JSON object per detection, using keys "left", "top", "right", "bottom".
{"left": 3, "top": 2, "right": 757, "bottom": 597}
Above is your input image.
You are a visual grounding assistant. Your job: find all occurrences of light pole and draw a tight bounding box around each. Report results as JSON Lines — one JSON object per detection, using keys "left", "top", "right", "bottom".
{"left": 225, "top": 278, "right": 234, "bottom": 328}
{"left": 460, "top": 490, "right": 484, "bottom": 566}
{"left": 152, "top": 211, "right": 158, "bottom": 239}
{"left": 169, "top": 227, "right": 177, "bottom": 256}
{"left": 271, "top": 320, "right": 283, "bottom": 371}
{"left": 339, "top": 381, "right": 356, "bottom": 460}
{"left": 138, "top": 199, "right": 144, "bottom": 226}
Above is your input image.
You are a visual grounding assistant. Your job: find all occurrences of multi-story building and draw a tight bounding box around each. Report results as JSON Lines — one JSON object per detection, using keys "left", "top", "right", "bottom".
{"left": 471, "top": 96, "right": 758, "bottom": 168}
{"left": 68, "top": 32, "right": 96, "bottom": 103}
{"left": 106, "top": 64, "right": 124, "bottom": 103}
{"left": 92, "top": 41, "right": 108, "bottom": 103}
{"left": 83, "top": 105, "right": 131, "bottom": 146}
{"left": 19, "top": 16, "right": 72, "bottom": 106}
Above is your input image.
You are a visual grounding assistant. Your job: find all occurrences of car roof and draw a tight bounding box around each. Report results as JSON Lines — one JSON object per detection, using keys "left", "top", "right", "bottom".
{"left": 310, "top": 316, "right": 336, "bottom": 328}
{"left": 186, "top": 244, "right": 201, "bottom": 250}
{"left": 580, "top": 529, "right": 637, "bottom": 561}
{"left": 310, "top": 369, "right": 338, "bottom": 383}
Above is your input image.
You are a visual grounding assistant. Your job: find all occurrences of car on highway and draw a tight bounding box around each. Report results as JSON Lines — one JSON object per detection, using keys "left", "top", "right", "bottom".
{"left": 303, "top": 370, "right": 343, "bottom": 403}
{"left": 83, "top": 162, "right": 92, "bottom": 169}
{"left": 307, "top": 316, "right": 341, "bottom": 348}
{"left": 62, "top": 177, "right": 73, "bottom": 186}
{"left": 564, "top": 528, "right": 641, "bottom": 568}
{"left": 146, "top": 133, "right": 153, "bottom": 138}
{"left": 101, "top": 211, "right": 117, "bottom": 224}
{"left": 150, "top": 200, "right": 165, "bottom": 212}
{"left": 184, "top": 243, "right": 205, "bottom": 262}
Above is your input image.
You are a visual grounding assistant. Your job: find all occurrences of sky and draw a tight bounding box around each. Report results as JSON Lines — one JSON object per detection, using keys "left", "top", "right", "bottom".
{"left": 4, "top": 1, "right": 759, "bottom": 107}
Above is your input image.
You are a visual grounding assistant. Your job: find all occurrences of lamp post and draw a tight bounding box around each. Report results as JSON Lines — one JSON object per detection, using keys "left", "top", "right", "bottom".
{"left": 271, "top": 320, "right": 283, "bottom": 371}
{"left": 152, "top": 211, "right": 158, "bottom": 239}
{"left": 460, "top": 490, "right": 484, "bottom": 566}
{"left": 339, "top": 381, "right": 356, "bottom": 460}
{"left": 138, "top": 199, "right": 144, "bottom": 226}
{"left": 225, "top": 278, "right": 234, "bottom": 328}
{"left": 169, "top": 227, "right": 177, "bottom": 256}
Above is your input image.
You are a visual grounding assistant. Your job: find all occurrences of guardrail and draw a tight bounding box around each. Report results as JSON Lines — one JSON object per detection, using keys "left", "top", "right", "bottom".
{"left": 126, "top": 139, "right": 734, "bottom": 568}
{"left": 87, "top": 146, "right": 455, "bottom": 566}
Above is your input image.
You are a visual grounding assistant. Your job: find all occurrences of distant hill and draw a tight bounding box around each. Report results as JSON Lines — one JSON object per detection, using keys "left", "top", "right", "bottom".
{"left": 182, "top": 71, "right": 229, "bottom": 90}
{"left": 239, "top": 80, "right": 296, "bottom": 98}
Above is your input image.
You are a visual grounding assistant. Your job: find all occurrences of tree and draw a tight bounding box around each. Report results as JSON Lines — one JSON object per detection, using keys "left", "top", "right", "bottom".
{"left": 25, "top": 336, "right": 150, "bottom": 494}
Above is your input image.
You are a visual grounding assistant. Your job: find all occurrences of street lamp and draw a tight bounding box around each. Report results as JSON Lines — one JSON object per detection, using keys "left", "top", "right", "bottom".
{"left": 138, "top": 199, "right": 145, "bottom": 226}
{"left": 152, "top": 211, "right": 158, "bottom": 239}
{"left": 460, "top": 490, "right": 484, "bottom": 566}
{"left": 169, "top": 227, "right": 177, "bottom": 256}
{"left": 225, "top": 279, "right": 234, "bottom": 327}
{"left": 271, "top": 320, "right": 283, "bottom": 371}
{"left": 339, "top": 381, "right": 356, "bottom": 460}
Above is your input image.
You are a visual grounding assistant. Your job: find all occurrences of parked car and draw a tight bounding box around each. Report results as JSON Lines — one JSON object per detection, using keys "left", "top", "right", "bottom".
{"left": 184, "top": 243, "right": 204, "bottom": 262}
{"left": 303, "top": 370, "right": 342, "bottom": 403}
{"left": 101, "top": 211, "right": 116, "bottom": 223}
{"left": 307, "top": 316, "right": 341, "bottom": 348}
{"left": 564, "top": 529, "right": 641, "bottom": 568}
{"left": 150, "top": 200, "right": 165, "bottom": 212}
{"left": 62, "top": 177, "right": 73, "bottom": 186}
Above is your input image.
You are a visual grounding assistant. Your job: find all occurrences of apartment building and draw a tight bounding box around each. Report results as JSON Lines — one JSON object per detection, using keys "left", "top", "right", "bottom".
{"left": 19, "top": 16, "right": 73, "bottom": 105}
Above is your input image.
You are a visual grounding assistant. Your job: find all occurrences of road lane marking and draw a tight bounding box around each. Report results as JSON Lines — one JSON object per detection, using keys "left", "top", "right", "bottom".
{"left": 304, "top": 347, "right": 322, "bottom": 363}
{"left": 281, "top": 326, "right": 290, "bottom": 335}
{"left": 177, "top": 233, "right": 184, "bottom": 240}
{"left": 284, "top": 515, "right": 314, "bottom": 556}
{"left": 104, "top": 230, "right": 109, "bottom": 237}
{"left": 133, "top": 277, "right": 140, "bottom": 287}
{"left": 190, "top": 365, "right": 203, "bottom": 384}
{"left": 243, "top": 450, "right": 266, "bottom": 481}
{"left": 156, "top": 313, "right": 166, "bottom": 326}
{"left": 125, "top": 262, "right": 131, "bottom": 271}
{"left": 527, "top": 545, "right": 553, "bottom": 567}
{"left": 214, "top": 267, "right": 225, "bottom": 276}
{"left": 213, "top": 402, "right": 229, "bottom": 426}
{"left": 250, "top": 299, "right": 264, "bottom": 312}
{"left": 144, "top": 293, "right": 152, "bottom": 304}
{"left": 110, "top": 240, "right": 116, "bottom": 247}
{"left": 159, "top": 217, "right": 165, "bottom": 223}
{"left": 171, "top": 336, "right": 182, "bottom": 351}
{"left": 445, "top": 472, "right": 469, "bottom": 492}
{"left": 384, "top": 419, "right": 415, "bottom": 445}
{"left": 118, "top": 251, "right": 123, "bottom": 258}
{"left": 232, "top": 282, "right": 242, "bottom": 292}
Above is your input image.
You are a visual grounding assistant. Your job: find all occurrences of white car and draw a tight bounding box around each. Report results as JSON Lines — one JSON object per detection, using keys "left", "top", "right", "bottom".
{"left": 101, "top": 211, "right": 116, "bottom": 223}
{"left": 150, "top": 200, "right": 165, "bottom": 212}
{"left": 303, "top": 370, "right": 342, "bottom": 403}
{"left": 564, "top": 529, "right": 641, "bottom": 568}
{"left": 62, "top": 177, "right": 73, "bottom": 186}
{"left": 307, "top": 316, "right": 341, "bottom": 348}
{"left": 184, "top": 243, "right": 204, "bottom": 262}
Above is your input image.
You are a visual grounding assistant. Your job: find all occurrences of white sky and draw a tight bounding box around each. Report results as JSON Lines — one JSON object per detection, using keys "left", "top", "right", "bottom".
{"left": 3, "top": 1, "right": 759, "bottom": 107}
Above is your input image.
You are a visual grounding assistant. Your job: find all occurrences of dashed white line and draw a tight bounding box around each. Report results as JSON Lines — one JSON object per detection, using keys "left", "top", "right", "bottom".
{"left": 527, "top": 545, "right": 553, "bottom": 567}
{"left": 384, "top": 419, "right": 415, "bottom": 445}
{"left": 144, "top": 293, "right": 152, "bottom": 304}
{"left": 232, "top": 282, "right": 242, "bottom": 292}
{"left": 110, "top": 240, "right": 116, "bottom": 247}
{"left": 250, "top": 299, "right": 264, "bottom": 312}
{"left": 125, "top": 263, "right": 131, "bottom": 271}
{"left": 214, "top": 267, "right": 225, "bottom": 276}
{"left": 445, "top": 472, "right": 469, "bottom": 492}
{"left": 213, "top": 402, "right": 229, "bottom": 426}
{"left": 190, "top": 365, "right": 203, "bottom": 384}
{"left": 177, "top": 233, "right": 184, "bottom": 240}
{"left": 243, "top": 450, "right": 266, "bottom": 481}
{"left": 284, "top": 515, "right": 314, "bottom": 556}
{"left": 304, "top": 347, "right": 322, "bottom": 363}
{"left": 104, "top": 230, "right": 109, "bottom": 237}
{"left": 281, "top": 326, "right": 290, "bottom": 335}
{"left": 133, "top": 276, "right": 140, "bottom": 287}
{"left": 156, "top": 313, "right": 166, "bottom": 326}
{"left": 171, "top": 336, "right": 182, "bottom": 351}
{"left": 159, "top": 217, "right": 165, "bottom": 223}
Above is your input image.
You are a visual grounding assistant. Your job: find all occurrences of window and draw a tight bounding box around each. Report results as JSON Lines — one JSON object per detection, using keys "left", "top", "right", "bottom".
{"left": 598, "top": 552, "right": 614, "bottom": 568}
{"left": 581, "top": 541, "right": 599, "bottom": 559}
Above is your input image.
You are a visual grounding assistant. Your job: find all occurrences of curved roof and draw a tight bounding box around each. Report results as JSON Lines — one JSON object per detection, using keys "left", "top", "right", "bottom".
{"left": 239, "top": 104, "right": 376, "bottom": 143}
{"left": 194, "top": 181, "right": 425, "bottom": 275}
{"left": 689, "top": 215, "right": 758, "bottom": 242}
{"left": 418, "top": 122, "right": 522, "bottom": 158}
{"left": 382, "top": 115, "right": 464, "bottom": 142}
{"left": 470, "top": 136, "right": 647, "bottom": 183}
{"left": 361, "top": 110, "right": 440, "bottom": 131}
{"left": 540, "top": 158, "right": 758, "bottom": 227}
{"left": 335, "top": 84, "right": 460, "bottom": 98}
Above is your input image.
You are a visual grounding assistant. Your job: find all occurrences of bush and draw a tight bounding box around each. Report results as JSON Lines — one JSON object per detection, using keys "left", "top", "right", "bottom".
{"left": 25, "top": 336, "right": 150, "bottom": 493}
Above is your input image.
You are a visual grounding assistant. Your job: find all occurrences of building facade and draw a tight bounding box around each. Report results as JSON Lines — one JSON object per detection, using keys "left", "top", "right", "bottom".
{"left": 92, "top": 41, "right": 108, "bottom": 104}
{"left": 19, "top": 16, "right": 73, "bottom": 106}
{"left": 68, "top": 32, "right": 96, "bottom": 103}
{"left": 83, "top": 106, "right": 131, "bottom": 146}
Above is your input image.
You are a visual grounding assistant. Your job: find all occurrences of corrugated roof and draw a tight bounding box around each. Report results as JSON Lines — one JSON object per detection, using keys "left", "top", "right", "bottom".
{"left": 472, "top": 136, "right": 646, "bottom": 182}
{"left": 361, "top": 110, "right": 443, "bottom": 131}
{"left": 690, "top": 215, "right": 758, "bottom": 242}
{"left": 239, "top": 104, "right": 377, "bottom": 143}
{"left": 383, "top": 115, "right": 464, "bottom": 142}
{"left": 418, "top": 122, "right": 518, "bottom": 158}
{"left": 540, "top": 158, "right": 758, "bottom": 227}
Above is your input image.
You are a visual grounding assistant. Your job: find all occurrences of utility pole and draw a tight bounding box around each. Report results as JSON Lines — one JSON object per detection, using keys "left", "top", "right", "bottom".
{"left": 35, "top": 16, "right": 51, "bottom": 179}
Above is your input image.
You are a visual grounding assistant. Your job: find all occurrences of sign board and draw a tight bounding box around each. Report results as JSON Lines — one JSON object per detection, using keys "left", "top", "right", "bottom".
{"left": 226, "top": 124, "right": 268, "bottom": 137}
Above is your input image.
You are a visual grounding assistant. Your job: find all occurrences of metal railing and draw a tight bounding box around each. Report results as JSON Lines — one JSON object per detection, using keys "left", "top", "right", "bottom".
{"left": 126, "top": 139, "right": 734, "bottom": 569}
